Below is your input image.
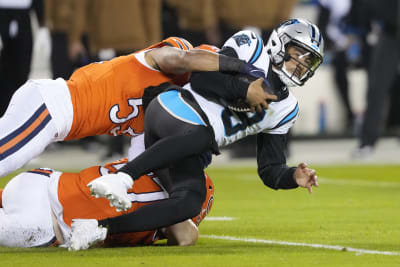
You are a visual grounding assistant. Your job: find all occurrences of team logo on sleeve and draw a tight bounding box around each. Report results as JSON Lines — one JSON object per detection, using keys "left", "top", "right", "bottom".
{"left": 233, "top": 34, "right": 251, "bottom": 47}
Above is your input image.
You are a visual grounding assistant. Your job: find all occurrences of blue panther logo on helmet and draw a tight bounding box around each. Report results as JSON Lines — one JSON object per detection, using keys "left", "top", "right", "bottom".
{"left": 233, "top": 34, "right": 251, "bottom": 47}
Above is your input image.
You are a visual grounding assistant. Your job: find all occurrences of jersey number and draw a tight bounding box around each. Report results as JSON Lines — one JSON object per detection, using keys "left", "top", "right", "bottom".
{"left": 109, "top": 98, "right": 142, "bottom": 136}
{"left": 221, "top": 108, "right": 265, "bottom": 136}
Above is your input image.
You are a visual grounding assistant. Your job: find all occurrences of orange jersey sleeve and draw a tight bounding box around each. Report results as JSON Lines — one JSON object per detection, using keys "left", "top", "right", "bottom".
{"left": 58, "top": 159, "right": 167, "bottom": 246}
{"left": 65, "top": 37, "right": 193, "bottom": 141}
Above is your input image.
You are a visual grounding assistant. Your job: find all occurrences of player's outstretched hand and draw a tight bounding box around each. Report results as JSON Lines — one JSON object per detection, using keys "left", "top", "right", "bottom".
{"left": 293, "top": 162, "right": 318, "bottom": 194}
{"left": 246, "top": 78, "right": 278, "bottom": 113}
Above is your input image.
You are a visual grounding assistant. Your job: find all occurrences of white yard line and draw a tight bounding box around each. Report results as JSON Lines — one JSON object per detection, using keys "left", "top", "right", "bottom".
{"left": 200, "top": 235, "right": 400, "bottom": 256}
{"left": 319, "top": 177, "right": 400, "bottom": 188}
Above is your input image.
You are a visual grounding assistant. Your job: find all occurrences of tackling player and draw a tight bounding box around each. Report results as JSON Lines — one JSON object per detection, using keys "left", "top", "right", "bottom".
{"left": 0, "top": 36, "right": 275, "bottom": 177}
{"left": 72, "top": 19, "right": 323, "bottom": 250}
{"left": 0, "top": 158, "right": 214, "bottom": 249}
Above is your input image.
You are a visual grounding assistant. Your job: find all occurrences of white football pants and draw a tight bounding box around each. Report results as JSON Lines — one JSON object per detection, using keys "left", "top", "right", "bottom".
{"left": 0, "top": 80, "right": 58, "bottom": 177}
{"left": 0, "top": 172, "right": 55, "bottom": 247}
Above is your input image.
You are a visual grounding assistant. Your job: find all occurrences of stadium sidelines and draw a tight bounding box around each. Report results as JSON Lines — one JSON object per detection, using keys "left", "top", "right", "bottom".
{"left": 200, "top": 235, "right": 400, "bottom": 256}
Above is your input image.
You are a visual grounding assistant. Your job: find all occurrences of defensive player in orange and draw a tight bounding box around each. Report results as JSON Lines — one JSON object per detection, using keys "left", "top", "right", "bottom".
{"left": 0, "top": 37, "right": 274, "bottom": 177}
{"left": 0, "top": 158, "right": 214, "bottom": 249}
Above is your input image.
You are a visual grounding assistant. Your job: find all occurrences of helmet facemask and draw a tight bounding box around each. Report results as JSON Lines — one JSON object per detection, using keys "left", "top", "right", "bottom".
{"left": 277, "top": 40, "right": 323, "bottom": 86}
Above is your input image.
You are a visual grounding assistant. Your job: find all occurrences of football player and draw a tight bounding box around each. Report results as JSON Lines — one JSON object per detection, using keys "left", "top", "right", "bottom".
{"left": 0, "top": 36, "right": 275, "bottom": 178}
{"left": 71, "top": 19, "right": 323, "bottom": 250}
{"left": 0, "top": 158, "right": 214, "bottom": 249}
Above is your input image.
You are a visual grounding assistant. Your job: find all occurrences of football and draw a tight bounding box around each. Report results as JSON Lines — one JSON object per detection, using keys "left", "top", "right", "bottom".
{"left": 224, "top": 74, "right": 271, "bottom": 112}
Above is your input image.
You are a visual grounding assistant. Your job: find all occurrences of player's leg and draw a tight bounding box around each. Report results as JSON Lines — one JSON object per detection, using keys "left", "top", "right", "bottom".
{"left": 98, "top": 155, "right": 206, "bottom": 233}
{"left": 118, "top": 89, "right": 214, "bottom": 179}
{"left": 88, "top": 90, "right": 213, "bottom": 208}
{"left": 0, "top": 81, "right": 59, "bottom": 177}
{"left": 0, "top": 172, "right": 55, "bottom": 247}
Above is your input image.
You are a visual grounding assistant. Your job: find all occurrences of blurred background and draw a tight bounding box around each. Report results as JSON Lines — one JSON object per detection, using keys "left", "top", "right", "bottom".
{"left": 1, "top": 0, "right": 400, "bottom": 168}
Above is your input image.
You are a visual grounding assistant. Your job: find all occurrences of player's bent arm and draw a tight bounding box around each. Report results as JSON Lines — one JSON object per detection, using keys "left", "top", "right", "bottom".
{"left": 190, "top": 70, "right": 275, "bottom": 110}
{"left": 162, "top": 219, "right": 199, "bottom": 246}
{"left": 146, "top": 46, "right": 250, "bottom": 75}
{"left": 190, "top": 71, "right": 249, "bottom": 101}
{"left": 256, "top": 133, "right": 298, "bottom": 190}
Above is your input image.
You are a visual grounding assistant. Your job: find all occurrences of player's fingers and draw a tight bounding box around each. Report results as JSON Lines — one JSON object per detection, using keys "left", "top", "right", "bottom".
{"left": 250, "top": 106, "right": 256, "bottom": 113}
{"left": 256, "top": 104, "right": 263, "bottom": 113}
{"left": 314, "top": 175, "right": 319, "bottom": 187}
{"left": 255, "top": 77, "right": 264, "bottom": 85}
{"left": 299, "top": 162, "right": 307, "bottom": 169}
{"left": 264, "top": 92, "right": 278, "bottom": 101}
{"left": 260, "top": 100, "right": 269, "bottom": 110}
{"left": 307, "top": 185, "right": 313, "bottom": 194}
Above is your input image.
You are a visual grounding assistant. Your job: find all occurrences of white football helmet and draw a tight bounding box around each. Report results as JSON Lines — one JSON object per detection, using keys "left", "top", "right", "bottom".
{"left": 266, "top": 19, "right": 324, "bottom": 86}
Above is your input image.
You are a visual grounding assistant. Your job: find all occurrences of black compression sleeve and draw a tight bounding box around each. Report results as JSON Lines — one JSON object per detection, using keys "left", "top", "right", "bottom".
{"left": 219, "top": 54, "right": 246, "bottom": 72}
{"left": 256, "top": 133, "right": 298, "bottom": 190}
{"left": 190, "top": 71, "right": 248, "bottom": 101}
{"left": 190, "top": 45, "right": 248, "bottom": 101}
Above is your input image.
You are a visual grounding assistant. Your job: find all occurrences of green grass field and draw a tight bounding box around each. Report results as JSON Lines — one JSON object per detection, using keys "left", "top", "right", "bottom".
{"left": 1, "top": 165, "right": 400, "bottom": 266}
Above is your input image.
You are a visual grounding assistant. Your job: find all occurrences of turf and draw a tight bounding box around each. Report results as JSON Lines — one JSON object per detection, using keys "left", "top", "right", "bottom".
{"left": 1, "top": 165, "right": 400, "bottom": 266}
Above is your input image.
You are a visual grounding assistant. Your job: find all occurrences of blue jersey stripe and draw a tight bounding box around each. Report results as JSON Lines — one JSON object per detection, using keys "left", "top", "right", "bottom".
{"left": 249, "top": 35, "right": 263, "bottom": 64}
{"left": 158, "top": 90, "right": 205, "bottom": 126}
{"left": 272, "top": 103, "right": 299, "bottom": 130}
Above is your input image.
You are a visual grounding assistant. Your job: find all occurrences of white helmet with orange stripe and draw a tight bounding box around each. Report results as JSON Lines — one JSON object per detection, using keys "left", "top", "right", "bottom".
{"left": 149, "top": 37, "right": 193, "bottom": 51}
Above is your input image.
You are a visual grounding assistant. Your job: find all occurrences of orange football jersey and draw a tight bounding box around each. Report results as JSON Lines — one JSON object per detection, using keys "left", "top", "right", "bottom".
{"left": 58, "top": 158, "right": 167, "bottom": 246}
{"left": 64, "top": 37, "right": 193, "bottom": 140}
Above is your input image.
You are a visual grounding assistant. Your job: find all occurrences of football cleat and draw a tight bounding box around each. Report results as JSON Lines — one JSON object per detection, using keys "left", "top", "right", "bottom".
{"left": 87, "top": 172, "right": 133, "bottom": 211}
{"left": 68, "top": 219, "right": 107, "bottom": 251}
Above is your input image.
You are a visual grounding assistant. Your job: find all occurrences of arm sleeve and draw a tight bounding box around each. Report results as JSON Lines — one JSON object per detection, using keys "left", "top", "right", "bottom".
{"left": 190, "top": 46, "right": 249, "bottom": 101}
{"left": 256, "top": 132, "right": 298, "bottom": 190}
{"left": 190, "top": 71, "right": 248, "bottom": 101}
